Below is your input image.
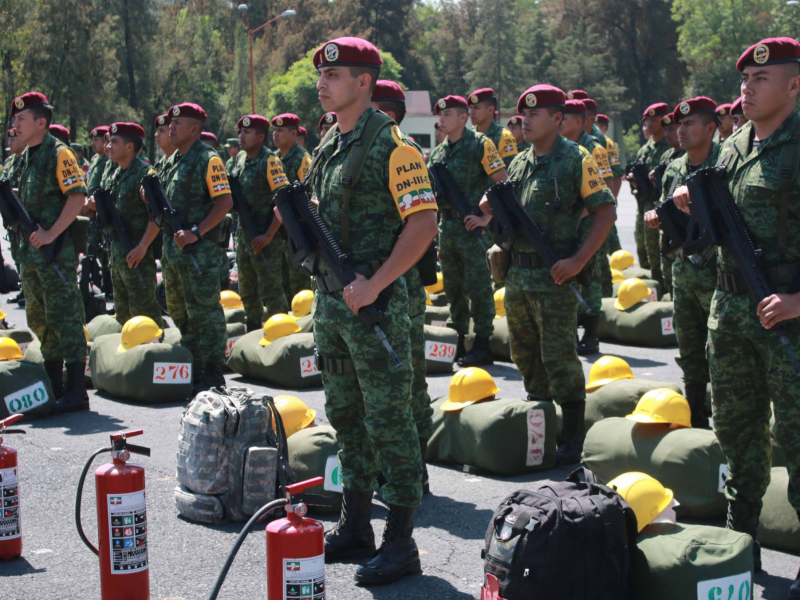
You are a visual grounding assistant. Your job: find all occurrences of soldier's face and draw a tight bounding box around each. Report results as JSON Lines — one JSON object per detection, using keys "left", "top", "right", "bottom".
{"left": 91, "top": 136, "right": 105, "bottom": 155}
{"left": 317, "top": 66, "right": 361, "bottom": 112}
{"left": 508, "top": 123, "right": 524, "bottom": 145}
{"left": 320, "top": 123, "right": 333, "bottom": 137}
{"left": 468, "top": 102, "right": 493, "bottom": 125}
{"left": 169, "top": 117, "right": 200, "bottom": 147}
{"left": 7, "top": 136, "right": 23, "bottom": 154}
{"left": 272, "top": 126, "right": 295, "bottom": 149}
{"left": 238, "top": 127, "right": 266, "bottom": 152}
{"left": 585, "top": 112, "right": 596, "bottom": 131}
{"left": 108, "top": 135, "right": 134, "bottom": 163}
{"left": 104, "top": 138, "right": 112, "bottom": 156}
{"left": 226, "top": 146, "right": 239, "bottom": 158}
{"left": 154, "top": 125, "right": 171, "bottom": 150}
{"left": 644, "top": 116, "right": 663, "bottom": 138}
{"left": 521, "top": 108, "right": 559, "bottom": 144}
{"left": 12, "top": 110, "right": 45, "bottom": 144}
{"left": 732, "top": 114, "right": 748, "bottom": 131}
{"left": 597, "top": 123, "right": 608, "bottom": 134}
{"left": 677, "top": 116, "right": 713, "bottom": 150}
{"left": 642, "top": 120, "right": 650, "bottom": 139}
{"left": 297, "top": 137, "right": 306, "bottom": 148}
{"left": 663, "top": 123, "right": 679, "bottom": 148}
{"left": 741, "top": 64, "right": 800, "bottom": 123}
{"left": 718, "top": 113, "right": 733, "bottom": 137}
{"left": 437, "top": 108, "right": 468, "bottom": 136}
{"left": 559, "top": 114, "right": 584, "bottom": 141}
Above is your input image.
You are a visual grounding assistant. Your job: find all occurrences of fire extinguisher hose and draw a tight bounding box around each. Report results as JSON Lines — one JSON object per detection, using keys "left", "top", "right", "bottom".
{"left": 75, "top": 446, "right": 113, "bottom": 556}
{"left": 207, "top": 498, "right": 289, "bottom": 600}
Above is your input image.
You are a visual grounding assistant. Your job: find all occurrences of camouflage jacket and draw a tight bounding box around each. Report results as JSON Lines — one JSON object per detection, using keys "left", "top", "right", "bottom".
{"left": 225, "top": 155, "right": 237, "bottom": 174}
{"left": 578, "top": 131, "right": 613, "bottom": 182}
{"left": 280, "top": 143, "right": 312, "bottom": 183}
{"left": 660, "top": 147, "right": 686, "bottom": 165}
{"left": 155, "top": 151, "right": 176, "bottom": 180}
{"left": 87, "top": 153, "right": 109, "bottom": 195}
{"left": 517, "top": 140, "right": 532, "bottom": 154}
{"left": 633, "top": 136, "right": 670, "bottom": 203}
{"left": 108, "top": 156, "right": 156, "bottom": 245}
{"left": 3, "top": 154, "right": 22, "bottom": 188}
{"left": 229, "top": 145, "right": 288, "bottom": 242}
{"left": 592, "top": 124, "right": 624, "bottom": 177}
{"left": 505, "top": 135, "right": 616, "bottom": 292}
{"left": 477, "top": 120, "right": 518, "bottom": 168}
{"left": 17, "top": 133, "right": 87, "bottom": 265}
{"left": 100, "top": 159, "right": 119, "bottom": 189}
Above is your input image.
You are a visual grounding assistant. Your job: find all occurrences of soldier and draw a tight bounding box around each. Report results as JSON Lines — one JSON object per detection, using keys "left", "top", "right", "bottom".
{"left": 319, "top": 112, "right": 336, "bottom": 138}
{"left": 731, "top": 97, "right": 748, "bottom": 132}
{"left": 90, "top": 122, "right": 165, "bottom": 328}
{"left": 87, "top": 126, "right": 110, "bottom": 194}
{"left": 200, "top": 131, "right": 218, "bottom": 151}
{"left": 672, "top": 38, "right": 800, "bottom": 580}
{"left": 230, "top": 114, "right": 291, "bottom": 329}
{"left": 161, "top": 102, "right": 232, "bottom": 394}
{"left": 49, "top": 124, "right": 70, "bottom": 145}
{"left": 4, "top": 128, "right": 25, "bottom": 304}
{"left": 653, "top": 112, "right": 685, "bottom": 296}
{"left": 296, "top": 126, "right": 308, "bottom": 149}
{"left": 300, "top": 37, "right": 438, "bottom": 585}
{"left": 479, "top": 85, "right": 616, "bottom": 464}
{"left": 715, "top": 103, "right": 734, "bottom": 141}
{"left": 507, "top": 115, "right": 531, "bottom": 153}
{"left": 223, "top": 138, "right": 240, "bottom": 172}
{"left": 100, "top": 133, "right": 119, "bottom": 188}
{"left": 70, "top": 143, "right": 90, "bottom": 176}
{"left": 11, "top": 92, "right": 89, "bottom": 413}
{"left": 467, "top": 87, "right": 518, "bottom": 168}
{"left": 428, "top": 95, "right": 507, "bottom": 366}
{"left": 153, "top": 114, "right": 176, "bottom": 179}
{"left": 434, "top": 121, "right": 444, "bottom": 146}
{"left": 595, "top": 113, "right": 623, "bottom": 255}
{"left": 568, "top": 91, "right": 623, "bottom": 196}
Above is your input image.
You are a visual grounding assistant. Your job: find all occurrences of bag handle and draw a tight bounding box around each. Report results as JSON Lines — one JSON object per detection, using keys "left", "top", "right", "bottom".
{"left": 565, "top": 467, "right": 597, "bottom": 486}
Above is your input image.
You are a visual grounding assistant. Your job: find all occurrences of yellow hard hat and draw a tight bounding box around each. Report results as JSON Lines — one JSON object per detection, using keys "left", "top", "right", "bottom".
{"left": 586, "top": 355, "right": 635, "bottom": 391}
{"left": 607, "top": 472, "right": 674, "bottom": 532}
{"left": 425, "top": 272, "right": 444, "bottom": 295}
{"left": 0, "top": 307, "right": 7, "bottom": 320}
{"left": 0, "top": 338, "right": 24, "bottom": 361}
{"left": 291, "top": 290, "right": 314, "bottom": 318}
{"left": 611, "top": 269, "right": 625, "bottom": 284}
{"left": 220, "top": 290, "right": 244, "bottom": 310}
{"left": 259, "top": 314, "right": 301, "bottom": 346}
{"left": 494, "top": 288, "right": 506, "bottom": 318}
{"left": 441, "top": 367, "right": 500, "bottom": 412}
{"left": 83, "top": 325, "right": 90, "bottom": 343}
{"left": 609, "top": 250, "right": 635, "bottom": 271}
{"left": 614, "top": 278, "right": 653, "bottom": 311}
{"left": 118, "top": 316, "right": 163, "bottom": 352}
{"left": 626, "top": 388, "right": 692, "bottom": 428}
{"left": 426, "top": 291, "right": 432, "bottom": 306}
{"left": 274, "top": 395, "right": 316, "bottom": 437}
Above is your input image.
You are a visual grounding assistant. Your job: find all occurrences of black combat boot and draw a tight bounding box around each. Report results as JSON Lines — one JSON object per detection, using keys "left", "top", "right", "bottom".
{"left": 455, "top": 334, "right": 466, "bottom": 361}
{"left": 203, "top": 362, "right": 226, "bottom": 390}
{"left": 727, "top": 500, "right": 762, "bottom": 572}
{"left": 6, "top": 290, "right": 23, "bottom": 304}
{"left": 685, "top": 382, "right": 710, "bottom": 429}
{"left": 43, "top": 360, "right": 64, "bottom": 400}
{"left": 190, "top": 363, "right": 207, "bottom": 398}
{"left": 53, "top": 361, "right": 89, "bottom": 414}
{"left": 325, "top": 490, "right": 376, "bottom": 562}
{"left": 557, "top": 401, "right": 586, "bottom": 466}
{"left": 458, "top": 335, "right": 493, "bottom": 367}
{"left": 789, "top": 511, "right": 800, "bottom": 598}
{"left": 576, "top": 316, "right": 600, "bottom": 356}
{"left": 354, "top": 504, "right": 421, "bottom": 586}
{"left": 246, "top": 320, "right": 261, "bottom": 333}
{"left": 420, "top": 438, "right": 430, "bottom": 496}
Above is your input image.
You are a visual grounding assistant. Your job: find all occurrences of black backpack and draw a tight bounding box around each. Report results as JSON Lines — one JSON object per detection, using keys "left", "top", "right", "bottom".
{"left": 482, "top": 468, "right": 638, "bottom": 600}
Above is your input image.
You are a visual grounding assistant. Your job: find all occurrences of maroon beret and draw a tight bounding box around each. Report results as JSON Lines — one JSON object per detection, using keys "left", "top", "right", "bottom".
{"left": 200, "top": 132, "right": 217, "bottom": 143}
{"left": 565, "top": 100, "right": 587, "bottom": 114}
{"left": 434, "top": 95, "right": 469, "bottom": 114}
{"left": 319, "top": 112, "right": 337, "bottom": 130}
{"left": 11, "top": 92, "right": 48, "bottom": 116}
{"left": 737, "top": 37, "right": 800, "bottom": 72}
{"left": 673, "top": 96, "right": 717, "bottom": 123}
{"left": 567, "top": 90, "right": 589, "bottom": 100}
{"left": 238, "top": 115, "right": 270, "bottom": 130}
{"left": 110, "top": 122, "right": 145, "bottom": 139}
{"left": 298, "top": 126, "right": 308, "bottom": 137}
{"left": 49, "top": 124, "right": 70, "bottom": 141}
{"left": 170, "top": 103, "right": 207, "bottom": 121}
{"left": 641, "top": 102, "right": 670, "bottom": 122}
{"left": 731, "top": 97, "right": 744, "bottom": 116}
{"left": 596, "top": 114, "right": 609, "bottom": 125}
{"left": 90, "top": 126, "right": 109, "bottom": 139}
{"left": 507, "top": 116, "right": 523, "bottom": 127}
{"left": 715, "top": 103, "right": 732, "bottom": 117}
{"left": 313, "top": 37, "right": 382, "bottom": 69}
{"left": 517, "top": 85, "right": 566, "bottom": 113}
{"left": 583, "top": 99, "right": 598, "bottom": 112}
{"left": 271, "top": 113, "right": 300, "bottom": 128}
{"left": 154, "top": 113, "right": 170, "bottom": 128}
{"left": 468, "top": 88, "right": 495, "bottom": 106}
{"left": 6, "top": 128, "right": 15, "bottom": 139}
{"left": 661, "top": 114, "right": 675, "bottom": 127}
{"left": 372, "top": 80, "right": 405, "bottom": 103}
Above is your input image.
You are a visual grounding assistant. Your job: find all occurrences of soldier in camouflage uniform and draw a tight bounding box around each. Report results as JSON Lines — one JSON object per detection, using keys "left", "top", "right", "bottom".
{"left": 595, "top": 113, "right": 624, "bottom": 255}
{"left": 162, "top": 102, "right": 232, "bottom": 395}
{"left": 673, "top": 39, "right": 800, "bottom": 580}
{"left": 87, "top": 126, "right": 109, "bottom": 194}
{"left": 11, "top": 92, "right": 89, "bottom": 413}
{"left": 507, "top": 116, "right": 531, "bottom": 153}
{"left": 230, "top": 114, "right": 291, "bottom": 329}
{"left": 428, "top": 94, "right": 506, "bottom": 366}
{"left": 468, "top": 87, "right": 518, "bottom": 168}
{"left": 224, "top": 138, "right": 239, "bottom": 173}
{"left": 319, "top": 112, "right": 337, "bottom": 139}
{"left": 480, "top": 85, "right": 616, "bottom": 465}
{"left": 70, "top": 143, "right": 90, "bottom": 176}
{"left": 302, "top": 38, "right": 438, "bottom": 585}
{"left": 153, "top": 113, "right": 176, "bottom": 179}
{"left": 4, "top": 128, "right": 25, "bottom": 276}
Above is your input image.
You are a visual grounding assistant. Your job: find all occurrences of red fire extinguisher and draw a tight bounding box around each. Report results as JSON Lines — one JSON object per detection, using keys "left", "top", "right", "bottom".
{"left": 75, "top": 429, "right": 151, "bottom": 600}
{"left": 208, "top": 477, "right": 325, "bottom": 600}
{"left": 0, "top": 413, "right": 25, "bottom": 562}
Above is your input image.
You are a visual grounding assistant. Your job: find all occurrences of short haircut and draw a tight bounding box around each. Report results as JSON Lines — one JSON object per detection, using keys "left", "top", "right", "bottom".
{"left": 546, "top": 107, "right": 564, "bottom": 117}
{"left": 28, "top": 103, "right": 54, "bottom": 127}
{"left": 694, "top": 112, "right": 719, "bottom": 129}
{"left": 478, "top": 97, "right": 497, "bottom": 110}
{"left": 375, "top": 100, "right": 406, "bottom": 125}
{"left": 454, "top": 106, "right": 469, "bottom": 116}
{"left": 348, "top": 66, "right": 380, "bottom": 93}
{"left": 118, "top": 134, "right": 143, "bottom": 153}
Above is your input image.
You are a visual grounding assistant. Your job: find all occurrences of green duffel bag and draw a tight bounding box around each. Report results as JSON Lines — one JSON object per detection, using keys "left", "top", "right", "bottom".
{"left": 612, "top": 278, "right": 662, "bottom": 300}
{"left": 758, "top": 467, "right": 800, "bottom": 552}
{"left": 586, "top": 378, "right": 682, "bottom": 430}
{"left": 224, "top": 307, "right": 245, "bottom": 325}
{"left": 427, "top": 397, "right": 558, "bottom": 476}
{"left": 465, "top": 316, "right": 512, "bottom": 362}
{"left": 90, "top": 334, "right": 193, "bottom": 403}
{"left": 223, "top": 322, "right": 247, "bottom": 362}
{"left": 86, "top": 314, "right": 122, "bottom": 341}
{"left": 583, "top": 417, "right": 728, "bottom": 518}
{"left": 0, "top": 359, "right": 56, "bottom": 419}
{"left": 630, "top": 523, "right": 753, "bottom": 600}
{"left": 0, "top": 329, "right": 35, "bottom": 356}
{"left": 428, "top": 292, "right": 448, "bottom": 307}
{"left": 287, "top": 425, "right": 343, "bottom": 513}
{"left": 598, "top": 298, "right": 677, "bottom": 347}
{"left": 227, "top": 330, "right": 321, "bottom": 389}
{"left": 423, "top": 325, "right": 458, "bottom": 374}
{"left": 424, "top": 305, "right": 451, "bottom": 328}
{"left": 24, "top": 339, "right": 94, "bottom": 389}
{"left": 622, "top": 267, "right": 652, "bottom": 280}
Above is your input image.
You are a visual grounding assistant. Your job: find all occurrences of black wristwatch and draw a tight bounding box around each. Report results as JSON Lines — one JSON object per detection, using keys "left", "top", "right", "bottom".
{"left": 191, "top": 226, "right": 202, "bottom": 241}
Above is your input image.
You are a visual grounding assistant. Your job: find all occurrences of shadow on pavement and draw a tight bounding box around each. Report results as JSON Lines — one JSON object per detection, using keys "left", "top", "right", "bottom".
{"left": 1, "top": 556, "right": 47, "bottom": 576}
{"left": 757, "top": 569, "right": 796, "bottom": 599}
{"left": 25, "top": 409, "right": 125, "bottom": 435}
{"left": 361, "top": 574, "right": 477, "bottom": 599}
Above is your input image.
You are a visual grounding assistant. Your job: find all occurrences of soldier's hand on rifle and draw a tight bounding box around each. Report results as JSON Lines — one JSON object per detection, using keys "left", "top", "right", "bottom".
{"left": 644, "top": 209, "right": 660, "bottom": 229}
{"left": 174, "top": 229, "right": 197, "bottom": 249}
{"left": 86, "top": 195, "right": 96, "bottom": 212}
{"left": 252, "top": 231, "right": 275, "bottom": 254}
{"left": 464, "top": 213, "right": 491, "bottom": 231}
{"left": 757, "top": 293, "right": 800, "bottom": 329}
{"left": 673, "top": 185, "right": 691, "bottom": 213}
{"left": 551, "top": 256, "right": 584, "bottom": 286}
{"left": 126, "top": 244, "right": 147, "bottom": 269}
{"left": 343, "top": 272, "right": 378, "bottom": 315}
{"left": 479, "top": 196, "right": 492, "bottom": 215}
{"left": 29, "top": 225, "right": 54, "bottom": 249}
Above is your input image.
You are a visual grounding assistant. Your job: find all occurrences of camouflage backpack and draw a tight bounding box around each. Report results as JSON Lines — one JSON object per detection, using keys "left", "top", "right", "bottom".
{"left": 174, "top": 387, "right": 296, "bottom": 523}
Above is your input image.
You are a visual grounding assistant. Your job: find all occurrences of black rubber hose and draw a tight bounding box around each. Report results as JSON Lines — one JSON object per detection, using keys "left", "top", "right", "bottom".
{"left": 75, "top": 446, "right": 112, "bottom": 556}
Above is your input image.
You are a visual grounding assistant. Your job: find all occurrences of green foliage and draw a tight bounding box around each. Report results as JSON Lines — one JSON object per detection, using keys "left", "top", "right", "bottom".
{"left": 624, "top": 124, "right": 642, "bottom": 160}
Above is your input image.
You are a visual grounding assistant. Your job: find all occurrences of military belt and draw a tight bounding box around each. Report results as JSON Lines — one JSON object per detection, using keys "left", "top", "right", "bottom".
{"left": 716, "top": 263, "right": 799, "bottom": 294}
{"left": 511, "top": 251, "right": 546, "bottom": 269}
{"left": 314, "top": 349, "right": 355, "bottom": 375}
{"left": 314, "top": 259, "right": 384, "bottom": 294}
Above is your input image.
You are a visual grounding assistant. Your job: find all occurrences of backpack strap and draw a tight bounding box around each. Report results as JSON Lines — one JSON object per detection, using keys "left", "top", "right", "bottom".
{"left": 544, "top": 137, "right": 569, "bottom": 233}
{"left": 565, "top": 466, "right": 597, "bottom": 485}
{"left": 776, "top": 120, "right": 800, "bottom": 260}
{"left": 303, "top": 125, "right": 339, "bottom": 188}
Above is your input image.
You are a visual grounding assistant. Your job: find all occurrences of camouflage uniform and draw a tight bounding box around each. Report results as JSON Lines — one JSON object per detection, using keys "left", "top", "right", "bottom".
{"left": 17, "top": 133, "right": 87, "bottom": 363}
{"left": 230, "top": 145, "right": 290, "bottom": 326}
{"left": 279, "top": 143, "right": 313, "bottom": 301}
{"left": 657, "top": 147, "right": 687, "bottom": 295}
{"left": 87, "top": 153, "right": 112, "bottom": 291}
{"left": 106, "top": 156, "right": 165, "bottom": 328}
{"left": 3, "top": 153, "right": 23, "bottom": 262}
{"left": 504, "top": 137, "right": 615, "bottom": 402}
{"left": 632, "top": 136, "right": 670, "bottom": 283}
{"left": 427, "top": 128, "right": 502, "bottom": 339}
{"left": 477, "top": 120, "right": 518, "bottom": 168}
{"left": 162, "top": 138, "right": 229, "bottom": 369}
{"left": 87, "top": 153, "right": 109, "bottom": 195}
{"left": 592, "top": 124, "right": 623, "bottom": 295}
{"left": 308, "top": 107, "right": 437, "bottom": 508}
{"left": 517, "top": 140, "right": 532, "bottom": 154}
{"left": 708, "top": 113, "right": 800, "bottom": 511}
{"left": 155, "top": 151, "right": 176, "bottom": 180}
{"left": 406, "top": 265, "right": 433, "bottom": 440}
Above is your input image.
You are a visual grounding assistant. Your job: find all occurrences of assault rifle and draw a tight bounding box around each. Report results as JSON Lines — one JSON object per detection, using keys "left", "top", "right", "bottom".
{"left": 486, "top": 180, "right": 591, "bottom": 312}
{"left": 0, "top": 178, "right": 68, "bottom": 285}
{"left": 93, "top": 187, "right": 145, "bottom": 288}
{"left": 428, "top": 163, "right": 486, "bottom": 251}
{"left": 624, "top": 161, "right": 655, "bottom": 196}
{"left": 141, "top": 174, "right": 201, "bottom": 274}
{"left": 228, "top": 174, "right": 269, "bottom": 267}
{"left": 275, "top": 181, "right": 402, "bottom": 367}
{"left": 655, "top": 197, "right": 716, "bottom": 266}
{"left": 652, "top": 163, "right": 668, "bottom": 203}
{"left": 683, "top": 166, "right": 800, "bottom": 376}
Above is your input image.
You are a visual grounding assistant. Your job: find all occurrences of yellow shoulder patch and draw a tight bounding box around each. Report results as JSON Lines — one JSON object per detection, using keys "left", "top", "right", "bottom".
{"left": 389, "top": 145, "right": 437, "bottom": 219}
{"left": 578, "top": 145, "right": 591, "bottom": 158}
{"left": 606, "top": 141, "right": 621, "bottom": 166}
{"left": 266, "top": 155, "right": 289, "bottom": 191}
{"left": 297, "top": 154, "right": 312, "bottom": 183}
{"left": 498, "top": 128, "right": 518, "bottom": 158}
{"left": 205, "top": 154, "right": 231, "bottom": 198}
{"left": 390, "top": 125, "right": 404, "bottom": 148}
{"left": 56, "top": 147, "right": 86, "bottom": 194}
{"left": 580, "top": 153, "right": 608, "bottom": 199}
{"left": 481, "top": 138, "right": 505, "bottom": 175}
{"left": 591, "top": 144, "right": 612, "bottom": 180}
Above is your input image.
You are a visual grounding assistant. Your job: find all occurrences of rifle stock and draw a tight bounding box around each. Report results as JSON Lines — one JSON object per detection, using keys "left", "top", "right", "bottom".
{"left": 228, "top": 174, "right": 270, "bottom": 268}
{"left": 428, "top": 163, "right": 486, "bottom": 251}
{"left": 94, "top": 187, "right": 145, "bottom": 288}
{"left": 655, "top": 197, "right": 716, "bottom": 267}
{"left": 625, "top": 161, "right": 655, "bottom": 196}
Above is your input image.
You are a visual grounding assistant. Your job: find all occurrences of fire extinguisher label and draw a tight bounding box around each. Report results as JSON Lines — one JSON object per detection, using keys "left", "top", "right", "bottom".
{"left": 0, "top": 466, "right": 20, "bottom": 539}
{"left": 284, "top": 554, "right": 325, "bottom": 600}
{"left": 107, "top": 490, "right": 148, "bottom": 574}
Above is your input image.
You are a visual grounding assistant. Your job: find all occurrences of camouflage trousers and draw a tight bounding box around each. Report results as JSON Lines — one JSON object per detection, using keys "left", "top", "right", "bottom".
{"left": 21, "top": 259, "right": 86, "bottom": 363}
{"left": 672, "top": 266, "right": 713, "bottom": 386}
{"left": 599, "top": 241, "right": 613, "bottom": 298}
{"left": 164, "top": 262, "right": 227, "bottom": 367}
{"left": 408, "top": 282, "right": 433, "bottom": 440}
{"left": 236, "top": 235, "right": 288, "bottom": 327}
{"left": 439, "top": 222, "right": 495, "bottom": 338}
{"left": 110, "top": 243, "right": 164, "bottom": 329}
{"left": 282, "top": 242, "right": 312, "bottom": 306}
{"left": 316, "top": 309, "right": 421, "bottom": 507}
{"left": 661, "top": 251, "right": 674, "bottom": 297}
{"left": 709, "top": 326, "right": 800, "bottom": 510}
{"left": 643, "top": 200, "right": 662, "bottom": 286}
{"left": 634, "top": 199, "right": 650, "bottom": 269}
{"left": 506, "top": 283, "right": 585, "bottom": 405}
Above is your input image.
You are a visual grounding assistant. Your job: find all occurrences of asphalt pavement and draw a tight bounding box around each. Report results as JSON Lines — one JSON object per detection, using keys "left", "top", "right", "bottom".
{"left": 0, "top": 182, "right": 797, "bottom": 599}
